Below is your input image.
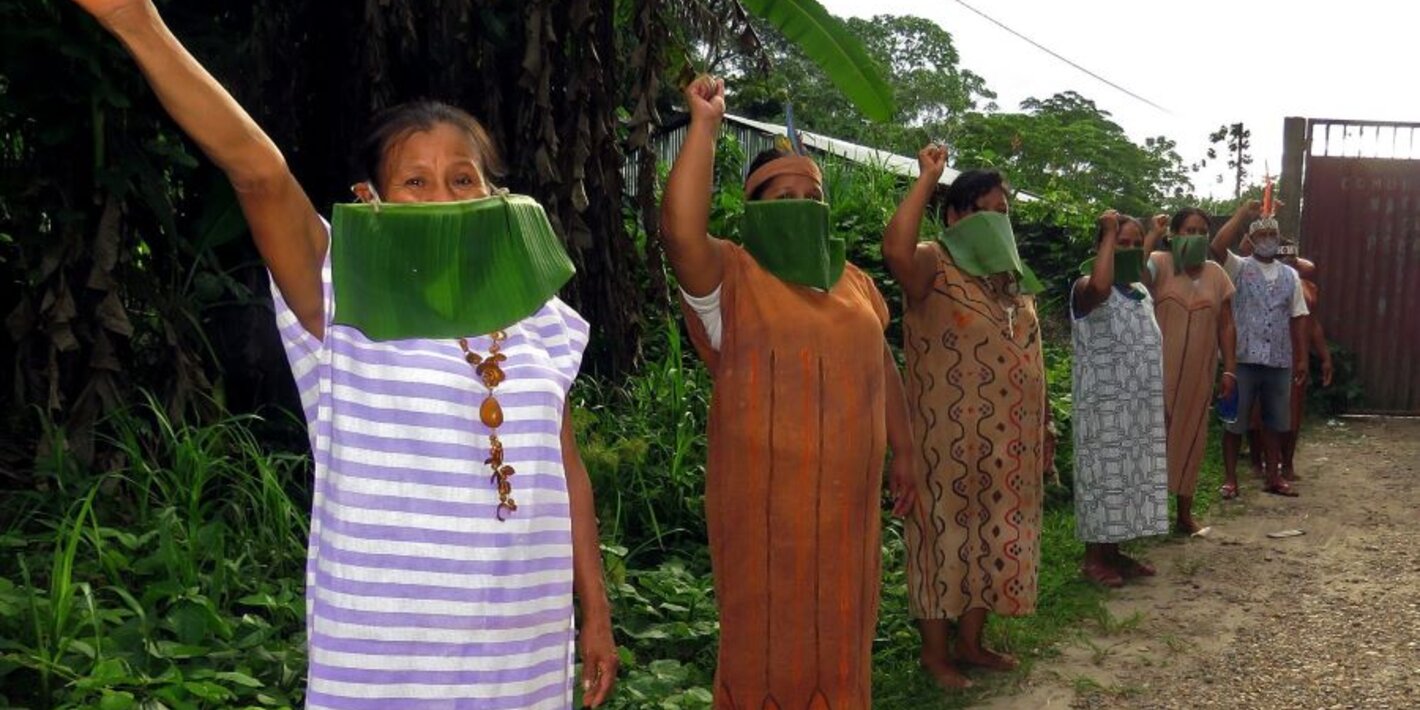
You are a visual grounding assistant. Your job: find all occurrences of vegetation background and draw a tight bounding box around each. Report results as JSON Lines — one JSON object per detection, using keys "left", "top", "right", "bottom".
{"left": 0, "top": 1, "right": 1357, "bottom": 707}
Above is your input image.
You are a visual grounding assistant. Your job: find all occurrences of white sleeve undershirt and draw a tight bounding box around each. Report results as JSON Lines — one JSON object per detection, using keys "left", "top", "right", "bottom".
{"left": 1289, "top": 274, "right": 1310, "bottom": 318}
{"left": 681, "top": 286, "right": 724, "bottom": 351}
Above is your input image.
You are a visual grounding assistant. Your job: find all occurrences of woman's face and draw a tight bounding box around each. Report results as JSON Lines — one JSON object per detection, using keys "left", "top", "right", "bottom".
{"left": 375, "top": 122, "right": 491, "bottom": 204}
{"left": 756, "top": 173, "right": 824, "bottom": 201}
{"left": 1116, "top": 221, "right": 1144, "bottom": 249}
{"left": 973, "top": 187, "right": 1010, "bottom": 215}
{"left": 946, "top": 186, "right": 1009, "bottom": 225}
{"left": 1176, "top": 213, "right": 1209, "bottom": 237}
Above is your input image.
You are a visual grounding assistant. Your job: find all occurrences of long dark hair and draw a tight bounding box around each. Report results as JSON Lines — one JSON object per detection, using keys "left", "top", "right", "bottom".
{"left": 943, "top": 169, "right": 1005, "bottom": 216}
{"left": 1170, "top": 207, "right": 1211, "bottom": 235}
{"left": 355, "top": 100, "right": 506, "bottom": 188}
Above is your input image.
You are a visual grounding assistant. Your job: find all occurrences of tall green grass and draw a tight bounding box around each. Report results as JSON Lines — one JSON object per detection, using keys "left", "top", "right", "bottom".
{"left": 1, "top": 399, "right": 310, "bottom": 709}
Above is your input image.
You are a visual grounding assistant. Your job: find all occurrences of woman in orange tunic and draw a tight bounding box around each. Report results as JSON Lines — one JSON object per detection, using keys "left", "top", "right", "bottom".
{"left": 883, "top": 145, "right": 1051, "bottom": 690}
{"left": 660, "top": 76, "right": 918, "bottom": 708}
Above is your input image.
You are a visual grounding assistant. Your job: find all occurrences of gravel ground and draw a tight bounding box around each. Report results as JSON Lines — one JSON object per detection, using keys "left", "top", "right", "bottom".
{"left": 987, "top": 417, "right": 1420, "bottom": 710}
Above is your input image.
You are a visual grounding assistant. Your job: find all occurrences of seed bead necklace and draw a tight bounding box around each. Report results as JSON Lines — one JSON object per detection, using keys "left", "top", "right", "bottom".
{"left": 458, "top": 331, "right": 516, "bottom": 520}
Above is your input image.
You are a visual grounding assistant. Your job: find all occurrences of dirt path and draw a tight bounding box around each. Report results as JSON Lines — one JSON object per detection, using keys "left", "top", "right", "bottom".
{"left": 981, "top": 417, "right": 1420, "bottom": 709}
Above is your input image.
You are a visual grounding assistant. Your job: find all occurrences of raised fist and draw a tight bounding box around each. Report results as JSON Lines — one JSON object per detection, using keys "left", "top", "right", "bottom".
{"left": 684, "top": 75, "right": 726, "bottom": 126}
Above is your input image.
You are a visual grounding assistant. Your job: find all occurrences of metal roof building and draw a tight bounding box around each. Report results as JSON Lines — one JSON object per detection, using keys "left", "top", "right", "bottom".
{"left": 623, "top": 112, "right": 1032, "bottom": 201}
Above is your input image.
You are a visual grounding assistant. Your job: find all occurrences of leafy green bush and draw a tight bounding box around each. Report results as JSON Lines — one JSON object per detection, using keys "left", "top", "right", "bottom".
{"left": 1308, "top": 342, "right": 1363, "bottom": 417}
{"left": 1, "top": 398, "right": 310, "bottom": 709}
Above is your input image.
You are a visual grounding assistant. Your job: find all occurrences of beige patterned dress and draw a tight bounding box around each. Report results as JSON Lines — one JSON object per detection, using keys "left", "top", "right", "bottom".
{"left": 903, "top": 244, "right": 1047, "bottom": 620}
{"left": 1148, "top": 252, "right": 1235, "bottom": 496}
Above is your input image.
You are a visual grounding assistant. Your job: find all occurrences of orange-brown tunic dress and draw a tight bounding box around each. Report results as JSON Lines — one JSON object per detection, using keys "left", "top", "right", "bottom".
{"left": 1148, "top": 251, "right": 1236, "bottom": 496}
{"left": 1293, "top": 259, "right": 1320, "bottom": 428}
{"left": 682, "top": 242, "right": 890, "bottom": 709}
{"left": 903, "top": 244, "right": 1046, "bottom": 620}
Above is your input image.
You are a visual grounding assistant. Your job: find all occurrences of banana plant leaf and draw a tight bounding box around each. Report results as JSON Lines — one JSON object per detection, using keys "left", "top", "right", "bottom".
{"left": 936, "top": 211, "right": 1044, "bottom": 294}
{"left": 331, "top": 195, "right": 575, "bottom": 341}
{"left": 734, "top": 199, "right": 844, "bottom": 290}
{"left": 739, "top": 0, "right": 896, "bottom": 122}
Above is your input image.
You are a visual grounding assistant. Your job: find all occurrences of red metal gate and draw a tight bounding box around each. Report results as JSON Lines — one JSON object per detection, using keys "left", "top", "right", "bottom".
{"left": 1299, "top": 119, "right": 1420, "bottom": 414}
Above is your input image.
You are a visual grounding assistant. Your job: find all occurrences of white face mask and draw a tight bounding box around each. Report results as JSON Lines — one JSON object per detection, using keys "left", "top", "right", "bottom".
{"left": 1252, "top": 235, "right": 1280, "bottom": 258}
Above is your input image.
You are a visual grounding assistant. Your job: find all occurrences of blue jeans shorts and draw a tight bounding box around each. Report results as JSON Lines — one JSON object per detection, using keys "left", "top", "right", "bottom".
{"left": 1226, "top": 363, "right": 1293, "bottom": 434}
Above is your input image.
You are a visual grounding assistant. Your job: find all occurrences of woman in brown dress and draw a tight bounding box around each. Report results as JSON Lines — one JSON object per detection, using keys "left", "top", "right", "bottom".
{"left": 1140, "top": 207, "right": 1238, "bottom": 534}
{"left": 883, "top": 145, "right": 1051, "bottom": 689}
{"left": 660, "top": 75, "right": 918, "bottom": 708}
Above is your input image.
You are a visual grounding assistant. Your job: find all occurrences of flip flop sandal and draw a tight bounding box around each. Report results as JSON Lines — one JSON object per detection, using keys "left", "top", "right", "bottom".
{"left": 1263, "top": 481, "right": 1299, "bottom": 497}
{"left": 1219, "top": 483, "right": 1239, "bottom": 500}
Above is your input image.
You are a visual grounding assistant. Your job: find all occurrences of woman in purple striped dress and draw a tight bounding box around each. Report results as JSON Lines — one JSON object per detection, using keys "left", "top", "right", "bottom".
{"left": 71, "top": 0, "right": 619, "bottom": 707}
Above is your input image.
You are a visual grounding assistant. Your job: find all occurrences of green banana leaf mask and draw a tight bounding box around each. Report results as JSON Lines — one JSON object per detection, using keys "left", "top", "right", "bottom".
{"left": 1080, "top": 248, "right": 1145, "bottom": 285}
{"left": 330, "top": 194, "right": 575, "bottom": 341}
{"left": 1171, "top": 235, "right": 1209, "bottom": 273}
{"left": 936, "top": 211, "right": 1043, "bottom": 294}
{"left": 734, "top": 199, "right": 845, "bottom": 291}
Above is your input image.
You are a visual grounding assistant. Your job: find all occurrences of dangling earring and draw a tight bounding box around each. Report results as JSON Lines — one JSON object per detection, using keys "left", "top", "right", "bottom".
{"left": 350, "top": 181, "right": 384, "bottom": 213}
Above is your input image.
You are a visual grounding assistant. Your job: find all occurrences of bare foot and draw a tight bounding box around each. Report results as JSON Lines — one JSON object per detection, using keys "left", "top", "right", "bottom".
{"left": 921, "top": 658, "right": 973, "bottom": 689}
{"left": 954, "top": 644, "right": 1019, "bottom": 672}
{"left": 1174, "top": 517, "right": 1203, "bottom": 536}
{"left": 1081, "top": 562, "right": 1124, "bottom": 588}
{"left": 1114, "top": 553, "right": 1156, "bottom": 579}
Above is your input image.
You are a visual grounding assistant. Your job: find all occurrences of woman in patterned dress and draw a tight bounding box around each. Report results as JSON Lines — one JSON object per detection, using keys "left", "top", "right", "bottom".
{"left": 1069, "top": 212, "right": 1169, "bottom": 587}
{"left": 70, "top": 1, "right": 619, "bottom": 707}
{"left": 660, "top": 75, "right": 918, "bottom": 708}
{"left": 883, "top": 144, "right": 1051, "bottom": 689}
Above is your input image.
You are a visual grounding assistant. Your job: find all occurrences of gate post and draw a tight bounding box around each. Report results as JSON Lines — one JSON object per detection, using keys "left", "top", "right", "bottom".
{"left": 1280, "top": 116, "right": 1307, "bottom": 242}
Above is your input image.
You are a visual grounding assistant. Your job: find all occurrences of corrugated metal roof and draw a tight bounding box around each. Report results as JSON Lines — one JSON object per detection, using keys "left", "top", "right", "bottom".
{"left": 623, "top": 113, "right": 1034, "bottom": 201}
{"left": 722, "top": 114, "right": 964, "bottom": 186}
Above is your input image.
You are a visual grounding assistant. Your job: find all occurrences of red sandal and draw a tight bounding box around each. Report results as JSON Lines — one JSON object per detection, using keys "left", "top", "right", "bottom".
{"left": 1263, "top": 480, "right": 1299, "bottom": 497}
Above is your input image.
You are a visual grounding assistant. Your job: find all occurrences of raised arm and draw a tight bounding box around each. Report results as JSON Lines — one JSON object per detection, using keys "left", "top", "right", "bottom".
{"left": 883, "top": 145, "right": 947, "bottom": 306}
{"left": 659, "top": 76, "right": 726, "bottom": 297}
{"left": 1210, "top": 199, "right": 1260, "bottom": 263}
{"left": 1072, "top": 211, "right": 1119, "bottom": 318}
{"left": 77, "top": 0, "right": 327, "bottom": 337}
{"left": 1142, "top": 213, "right": 1169, "bottom": 256}
{"left": 1139, "top": 213, "right": 1168, "bottom": 289}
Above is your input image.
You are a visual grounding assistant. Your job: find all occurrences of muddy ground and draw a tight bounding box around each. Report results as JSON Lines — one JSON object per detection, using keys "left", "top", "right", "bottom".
{"left": 980, "top": 416, "right": 1420, "bottom": 710}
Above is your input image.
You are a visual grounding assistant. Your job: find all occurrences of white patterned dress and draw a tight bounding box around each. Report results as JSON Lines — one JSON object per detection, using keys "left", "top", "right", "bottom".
{"left": 1069, "top": 283, "right": 1169, "bottom": 543}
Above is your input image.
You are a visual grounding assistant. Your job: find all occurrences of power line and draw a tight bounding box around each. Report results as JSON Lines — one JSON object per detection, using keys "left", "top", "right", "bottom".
{"left": 950, "top": 0, "right": 1171, "bottom": 114}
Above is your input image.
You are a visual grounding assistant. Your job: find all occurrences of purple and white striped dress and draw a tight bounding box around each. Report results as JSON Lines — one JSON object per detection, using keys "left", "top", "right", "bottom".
{"left": 272, "top": 245, "right": 589, "bottom": 710}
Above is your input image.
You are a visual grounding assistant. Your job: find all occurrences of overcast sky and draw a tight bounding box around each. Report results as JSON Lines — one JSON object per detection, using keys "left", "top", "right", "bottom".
{"left": 820, "top": 0, "right": 1420, "bottom": 198}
